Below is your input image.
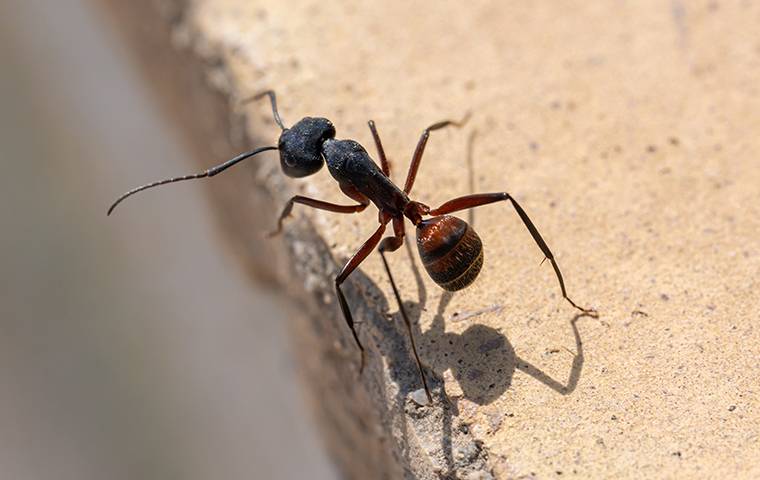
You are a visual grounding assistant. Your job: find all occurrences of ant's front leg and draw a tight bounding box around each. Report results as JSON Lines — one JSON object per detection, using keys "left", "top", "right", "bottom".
{"left": 268, "top": 195, "right": 369, "bottom": 237}
{"left": 429, "top": 192, "right": 595, "bottom": 315}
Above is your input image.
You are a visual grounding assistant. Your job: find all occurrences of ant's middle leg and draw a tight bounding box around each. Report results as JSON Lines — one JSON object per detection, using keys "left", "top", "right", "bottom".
{"left": 378, "top": 217, "right": 405, "bottom": 253}
{"left": 368, "top": 120, "right": 391, "bottom": 177}
{"left": 403, "top": 113, "right": 470, "bottom": 195}
{"left": 268, "top": 195, "right": 369, "bottom": 237}
{"left": 378, "top": 218, "right": 433, "bottom": 402}
{"left": 429, "top": 193, "right": 595, "bottom": 314}
{"left": 335, "top": 221, "right": 388, "bottom": 374}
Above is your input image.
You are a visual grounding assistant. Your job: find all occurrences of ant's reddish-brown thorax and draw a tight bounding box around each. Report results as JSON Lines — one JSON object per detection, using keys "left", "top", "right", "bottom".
{"left": 416, "top": 215, "right": 483, "bottom": 291}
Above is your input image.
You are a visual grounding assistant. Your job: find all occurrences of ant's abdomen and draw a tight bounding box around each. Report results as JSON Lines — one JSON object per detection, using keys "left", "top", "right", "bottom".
{"left": 416, "top": 215, "right": 483, "bottom": 291}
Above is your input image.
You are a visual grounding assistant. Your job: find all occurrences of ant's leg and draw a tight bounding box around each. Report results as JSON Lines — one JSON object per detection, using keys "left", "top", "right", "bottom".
{"left": 429, "top": 193, "right": 595, "bottom": 314}
{"left": 378, "top": 219, "right": 433, "bottom": 402}
{"left": 367, "top": 120, "right": 391, "bottom": 176}
{"left": 336, "top": 221, "right": 388, "bottom": 373}
{"left": 268, "top": 195, "right": 369, "bottom": 237}
{"left": 403, "top": 113, "right": 470, "bottom": 195}
{"left": 378, "top": 217, "right": 405, "bottom": 253}
{"left": 241, "top": 90, "right": 286, "bottom": 130}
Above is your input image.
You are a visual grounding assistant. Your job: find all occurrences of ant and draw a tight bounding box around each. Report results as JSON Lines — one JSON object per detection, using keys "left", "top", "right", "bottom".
{"left": 108, "top": 90, "right": 594, "bottom": 403}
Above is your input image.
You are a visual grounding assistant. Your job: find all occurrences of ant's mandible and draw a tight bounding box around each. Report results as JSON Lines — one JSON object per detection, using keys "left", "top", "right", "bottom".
{"left": 108, "top": 90, "right": 594, "bottom": 403}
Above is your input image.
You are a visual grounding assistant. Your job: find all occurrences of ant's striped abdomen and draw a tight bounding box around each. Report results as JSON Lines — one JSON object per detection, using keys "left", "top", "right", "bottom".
{"left": 416, "top": 215, "right": 483, "bottom": 291}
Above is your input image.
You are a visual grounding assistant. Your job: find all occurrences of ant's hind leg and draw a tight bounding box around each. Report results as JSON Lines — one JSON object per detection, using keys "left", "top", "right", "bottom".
{"left": 429, "top": 192, "right": 595, "bottom": 315}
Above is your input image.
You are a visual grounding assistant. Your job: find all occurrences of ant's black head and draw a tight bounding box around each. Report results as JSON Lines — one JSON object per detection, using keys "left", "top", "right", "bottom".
{"left": 106, "top": 92, "right": 336, "bottom": 215}
{"left": 278, "top": 117, "right": 336, "bottom": 177}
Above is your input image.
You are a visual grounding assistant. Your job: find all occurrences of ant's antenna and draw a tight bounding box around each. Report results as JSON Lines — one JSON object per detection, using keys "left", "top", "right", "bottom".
{"left": 241, "top": 90, "right": 286, "bottom": 131}
{"left": 107, "top": 145, "right": 278, "bottom": 215}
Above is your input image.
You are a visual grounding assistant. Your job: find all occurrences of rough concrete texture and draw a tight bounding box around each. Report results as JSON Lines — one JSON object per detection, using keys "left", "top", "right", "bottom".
{"left": 105, "top": 0, "right": 760, "bottom": 478}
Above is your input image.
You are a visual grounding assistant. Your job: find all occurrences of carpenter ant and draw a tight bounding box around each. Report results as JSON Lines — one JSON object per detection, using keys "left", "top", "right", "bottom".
{"left": 108, "top": 91, "right": 594, "bottom": 403}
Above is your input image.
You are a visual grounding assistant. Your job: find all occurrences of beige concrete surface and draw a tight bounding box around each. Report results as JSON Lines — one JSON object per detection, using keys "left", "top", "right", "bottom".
{"left": 106, "top": 0, "right": 760, "bottom": 478}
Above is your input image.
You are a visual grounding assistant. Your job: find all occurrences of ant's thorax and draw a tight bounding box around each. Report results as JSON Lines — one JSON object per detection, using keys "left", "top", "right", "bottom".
{"left": 322, "top": 138, "right": 410, "bottom": 217}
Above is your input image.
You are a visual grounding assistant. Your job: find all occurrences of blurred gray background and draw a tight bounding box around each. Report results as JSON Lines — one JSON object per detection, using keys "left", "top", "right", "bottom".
{"left": 0, "top": 1, "right": 335, "bottom": 479}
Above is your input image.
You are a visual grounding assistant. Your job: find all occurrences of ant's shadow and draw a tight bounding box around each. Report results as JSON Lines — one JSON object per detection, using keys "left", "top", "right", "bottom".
{"left": 356, "top": 129, "right": 590, "bottom": 476}
{"left": 360, "top": 237, "right": 591, "bottom": 476}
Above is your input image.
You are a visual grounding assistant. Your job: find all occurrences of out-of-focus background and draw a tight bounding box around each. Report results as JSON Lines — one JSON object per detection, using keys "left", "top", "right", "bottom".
{"left": 0, "top": 1, "right": 334, "bottom": 479}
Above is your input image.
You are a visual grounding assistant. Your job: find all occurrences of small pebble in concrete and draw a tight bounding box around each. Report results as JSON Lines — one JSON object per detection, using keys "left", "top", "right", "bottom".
{"left": 464, "top": 471, "right": 494, "bottom": 480}
{"left": 410, "top": 388, "right": 432, "bottom": 406}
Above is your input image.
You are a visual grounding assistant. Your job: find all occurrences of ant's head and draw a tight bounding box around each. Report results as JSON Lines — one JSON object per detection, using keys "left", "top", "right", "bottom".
{"left": 278, "top": 117, "right": 336, "bottom": 177}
